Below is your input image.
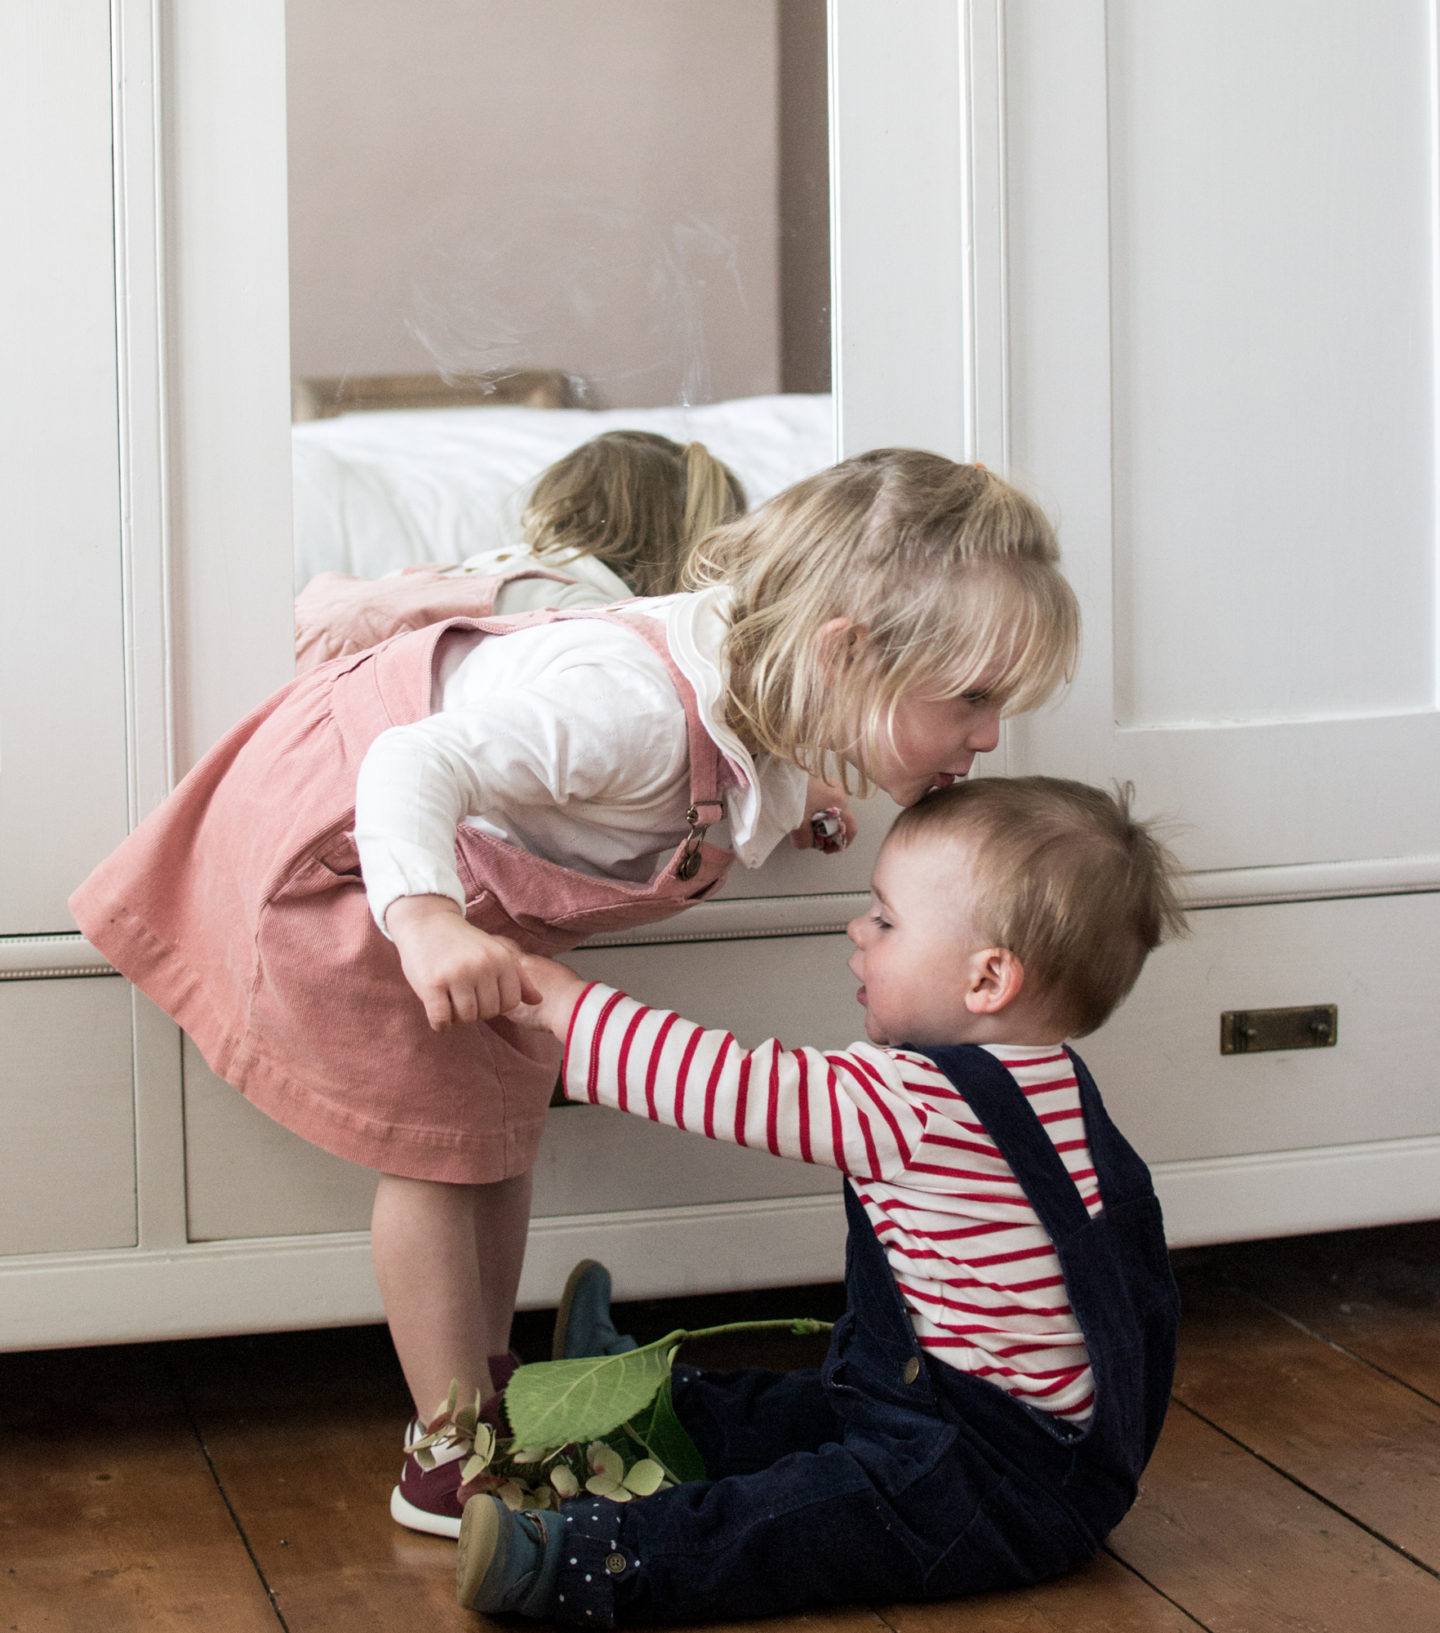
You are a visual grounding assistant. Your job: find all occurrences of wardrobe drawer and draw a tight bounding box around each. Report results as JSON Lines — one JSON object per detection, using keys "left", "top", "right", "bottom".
{"left": 1079, "top": 891, "right": 1440, "bottom": 1164}
{"left": 0, "top": 975, "right": 137, "bottom": 1256}
{"left": 182, "top": 933, "right": 859, "bottom": 1241}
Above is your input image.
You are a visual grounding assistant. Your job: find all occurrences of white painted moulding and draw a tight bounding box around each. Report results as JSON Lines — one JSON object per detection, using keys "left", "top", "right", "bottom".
{"left": 0, "top": 1193, "right": 849, "bottom": 1352}
{"left": 1150, "top": 1134, "right": 1440, "bottom": 1247}
{"left": 26, "top": 852, "right": 1440, "bottom": 979}
{"left": 7, "top": 1139, "right": 1440, "bottom": 1351}
{"left": 0, "top": 936, "right": 117, "bottom": 981}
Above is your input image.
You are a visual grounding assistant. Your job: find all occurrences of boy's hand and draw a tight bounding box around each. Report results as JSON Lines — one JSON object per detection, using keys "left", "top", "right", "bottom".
{"left": 790, "top": 777, "right": 857, "bottom": 853}
{"left": 507, "top": 955, "right": 588, "bottom": 1040}
{"left": 385, "top": 895, "right": 540, "bottom": 1030}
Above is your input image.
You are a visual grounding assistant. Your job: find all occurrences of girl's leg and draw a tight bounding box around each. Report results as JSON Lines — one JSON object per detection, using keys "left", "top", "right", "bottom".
{"left": 470, "top": 1168, "right": 534, "bottom": 1362}
{"left": 372, "top": 1170, "right": 531, "bottom": 1420}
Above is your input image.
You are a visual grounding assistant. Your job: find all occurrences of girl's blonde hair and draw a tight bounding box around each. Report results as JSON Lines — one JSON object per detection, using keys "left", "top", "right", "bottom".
{"left": 522, "top": 430, "right": 746, "bottom": 599}
{"left": 685, "top": 448, "right": 1080, "bottom": 787}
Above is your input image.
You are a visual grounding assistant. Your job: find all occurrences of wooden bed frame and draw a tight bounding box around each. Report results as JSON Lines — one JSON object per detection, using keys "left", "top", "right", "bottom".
{"left": 291, "top": 368, "right": 582, "bottom": 421}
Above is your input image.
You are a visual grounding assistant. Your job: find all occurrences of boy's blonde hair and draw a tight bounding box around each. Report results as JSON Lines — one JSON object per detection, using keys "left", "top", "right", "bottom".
{"left": 685, "top": 449, "right": 1079, "bottom": 786}
{"left": 523, "top": 430, "right": 746, "bottom": 599}
{"left": 890, "top": 776, "right": 1188, "bottom": 1037}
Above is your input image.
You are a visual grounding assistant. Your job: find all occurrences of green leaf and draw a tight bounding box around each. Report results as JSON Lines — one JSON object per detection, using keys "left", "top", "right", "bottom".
{"left": 503, "top": 1333, "right": 682, "bottom": 1448}
{"left": 497, "top": 1315, "right": 828, "bottom": 1487}
{"left": 622, "top": 1377, "right": 707, "bottom": 1484}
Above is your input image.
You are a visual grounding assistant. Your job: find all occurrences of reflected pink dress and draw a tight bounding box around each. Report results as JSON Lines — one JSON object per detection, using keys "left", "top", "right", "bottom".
{"left": 70, "top": 609, "right": 734, "bottom": 1183}
{"left": 293, "top": 562, "right": 578, "bottom": 671}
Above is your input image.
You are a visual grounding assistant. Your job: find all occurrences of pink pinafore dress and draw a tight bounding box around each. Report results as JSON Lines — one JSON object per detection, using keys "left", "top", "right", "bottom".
{"left": 70, "top": 607, "right": 734, "bottom": 1183}
{"left": 294, "top": 561, "right": 579, "bottom": 672}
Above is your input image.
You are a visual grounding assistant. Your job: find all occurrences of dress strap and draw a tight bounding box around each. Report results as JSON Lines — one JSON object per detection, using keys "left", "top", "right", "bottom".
{"left": 370, "top": 603, "right": 735, "bottom": 874}
{"left": 599, "top": 608, "right": 729, "bottom": 818}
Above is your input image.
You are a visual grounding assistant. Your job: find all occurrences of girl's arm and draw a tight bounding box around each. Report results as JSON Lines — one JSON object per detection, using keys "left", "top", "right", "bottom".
{"left": 517, "top": 961, "right": 928, "bottom": 1181}
{"left": 355, "top": 630, "right": 688, "bottom": 1025}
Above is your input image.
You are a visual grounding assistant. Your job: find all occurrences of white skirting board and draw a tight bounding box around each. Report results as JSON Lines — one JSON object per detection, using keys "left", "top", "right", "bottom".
{"left": 4, "top": 1137, "right": 1440, "bottom": 1353}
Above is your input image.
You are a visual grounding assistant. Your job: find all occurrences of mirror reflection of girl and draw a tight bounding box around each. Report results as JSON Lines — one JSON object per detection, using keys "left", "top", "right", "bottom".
{"left": 294, "top": 430, "right": 747, "bottom": 669}
{"left": 69, "top": 450, "right": 1080, "bottom": 1539}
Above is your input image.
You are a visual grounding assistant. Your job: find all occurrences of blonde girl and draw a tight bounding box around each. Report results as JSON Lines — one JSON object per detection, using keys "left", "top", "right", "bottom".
{"left": 294, "top": 430, "right": 746, "bottom": 668}
{"left": 70, "top": 448, "right": 1079, "bottom": 1538}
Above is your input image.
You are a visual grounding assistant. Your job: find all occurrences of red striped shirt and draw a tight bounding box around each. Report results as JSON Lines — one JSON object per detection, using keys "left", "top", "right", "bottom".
{"left": 564, "top": 984, "right": 1101, "bottom": 1424}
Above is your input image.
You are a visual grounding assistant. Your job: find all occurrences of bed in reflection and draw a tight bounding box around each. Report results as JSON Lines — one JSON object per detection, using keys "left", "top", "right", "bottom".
{"left": 291, "top": 372, "right": 836, "bottom": 591}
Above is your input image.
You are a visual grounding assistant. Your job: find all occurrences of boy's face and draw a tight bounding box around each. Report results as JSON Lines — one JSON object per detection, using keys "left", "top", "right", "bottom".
{"left": 845, "top": 832, "right": 998, "bottom": 1047}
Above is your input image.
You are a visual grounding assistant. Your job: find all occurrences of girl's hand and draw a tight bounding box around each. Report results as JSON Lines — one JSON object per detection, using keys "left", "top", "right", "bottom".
{"left": 790, "top": 777, "right": 858, "bottom": 853}
{"left": 385, "top": 895, "right": 540, "bottom": 1030}
{"left": 506, "top": 955, "right": 589, "bottom": 1039}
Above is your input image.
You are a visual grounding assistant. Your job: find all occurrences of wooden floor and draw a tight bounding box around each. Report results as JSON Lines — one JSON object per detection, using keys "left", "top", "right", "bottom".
{"left": 5, "top": 1218, "right": 1440, "bottom": 1632}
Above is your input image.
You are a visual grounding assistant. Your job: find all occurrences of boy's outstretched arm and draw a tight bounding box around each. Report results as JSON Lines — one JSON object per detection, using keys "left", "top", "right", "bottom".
{"left": 512, "top": 960, "right": 927, "bottom": 1181}
{"left": 513, "top": 954, "right": 589, "bottom": 1040}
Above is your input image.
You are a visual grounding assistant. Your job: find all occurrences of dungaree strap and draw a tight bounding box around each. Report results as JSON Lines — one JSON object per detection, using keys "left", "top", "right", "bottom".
{"left": 921, "top": 1044, "right": 1100, "bottom": 1249}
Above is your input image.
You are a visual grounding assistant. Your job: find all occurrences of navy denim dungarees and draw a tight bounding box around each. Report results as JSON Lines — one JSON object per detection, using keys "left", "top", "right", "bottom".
{"left": 551, "top": 1045, "right": 1179, "bottom": 1626}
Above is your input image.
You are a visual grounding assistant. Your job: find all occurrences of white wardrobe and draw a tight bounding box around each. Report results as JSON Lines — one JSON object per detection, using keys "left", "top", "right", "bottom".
{"left": 3, "top": 0, "right": 1437, "bottom": 1352}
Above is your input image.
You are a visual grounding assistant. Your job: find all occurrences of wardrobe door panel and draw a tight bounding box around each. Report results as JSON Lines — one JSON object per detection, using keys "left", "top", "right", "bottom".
{"left": 0, "top": 0, "right": 128, "bottom": 932}
{"left": 1002, "top": 0, "right": 1440, "bottom": 883}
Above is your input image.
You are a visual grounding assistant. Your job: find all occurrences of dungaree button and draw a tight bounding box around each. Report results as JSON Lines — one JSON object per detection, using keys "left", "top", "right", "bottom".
{"left": 902, "top": 1356, "right": 920, "bottom": 1384}
{"left": 605, "top": 1552, "right": 628, "bottom": 1575}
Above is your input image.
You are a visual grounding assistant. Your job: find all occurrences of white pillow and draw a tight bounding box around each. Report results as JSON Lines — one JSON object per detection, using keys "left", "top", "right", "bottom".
{"left": 292, "top": 393, "right": 836, "bottom": 590}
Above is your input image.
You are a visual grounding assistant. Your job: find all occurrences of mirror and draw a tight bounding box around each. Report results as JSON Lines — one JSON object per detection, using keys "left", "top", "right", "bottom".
{"left": 284, "top": 0, "right": 834, "bottom": 596}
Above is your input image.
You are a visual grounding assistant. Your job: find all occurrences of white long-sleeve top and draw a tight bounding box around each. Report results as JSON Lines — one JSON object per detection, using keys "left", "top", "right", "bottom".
{"left": 564, "top": 982, "right": 1102, "bottom": 1424}
{"left": 354, "top": 588, "right": 809, "bottom": 933}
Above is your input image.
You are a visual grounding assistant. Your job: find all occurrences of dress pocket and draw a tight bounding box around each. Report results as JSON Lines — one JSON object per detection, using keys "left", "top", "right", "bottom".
{"left": 313, "top": 827, "right": 361, "bottom": 879}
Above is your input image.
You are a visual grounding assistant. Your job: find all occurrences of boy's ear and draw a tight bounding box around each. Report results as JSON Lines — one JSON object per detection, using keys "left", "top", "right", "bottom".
{"left": 963, "top": 946, "right": 1024, "bottom": 1015}
{"left": 816, "top": 617, "right": 866, "bottom": 677}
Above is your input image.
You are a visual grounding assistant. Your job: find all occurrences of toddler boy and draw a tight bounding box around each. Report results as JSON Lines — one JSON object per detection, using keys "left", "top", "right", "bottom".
{"left": 462, "top": 775, "right": 1187, "bottom": 1625}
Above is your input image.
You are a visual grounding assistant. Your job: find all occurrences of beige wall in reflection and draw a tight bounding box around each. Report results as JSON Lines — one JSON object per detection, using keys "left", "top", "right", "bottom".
{"left": 287, "top": 0, "right": 828, "bottom": 408}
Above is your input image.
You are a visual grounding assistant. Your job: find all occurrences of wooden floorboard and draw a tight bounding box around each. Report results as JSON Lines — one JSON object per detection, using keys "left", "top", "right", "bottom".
{"left": 171, "top": 1324, "right": 473, "bottom": 1633}
{"left": 1168, "top": 1268, "right": 1440, "bottom": 1572}
{"left": 1108, "top": 1403, "right": 1440, "bottom": 1632}
{"left": 1193, "top": 1220, "right": 1440, "bottom": 1402}
{"left": 877, "top": 1554, "right": 1202, "bottom": 1630}
{"left": 0, "top": 1344, "right": 280, "bottom": 1632}
{"left": 5, "top": 1222, "right": 1440, "bottom": 1631}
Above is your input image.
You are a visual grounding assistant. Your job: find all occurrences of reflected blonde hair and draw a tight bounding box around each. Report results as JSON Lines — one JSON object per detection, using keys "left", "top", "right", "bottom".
{"left": 891, "top": 777, "right": 1188, "bottom": 1036}
{"left": 685, "top": 449, "right": 1079, "bottom": 786}
{"left": 523, "top": 430, "right": 746, "bottom": 599}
